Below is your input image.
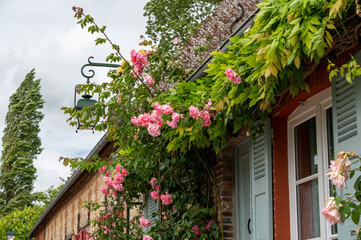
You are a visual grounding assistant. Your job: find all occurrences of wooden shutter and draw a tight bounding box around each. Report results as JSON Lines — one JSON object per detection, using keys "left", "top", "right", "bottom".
{"left": 250, "top": 119, "right": 273, "bottom": 240}
{"left": 143, "top": 191, "right": 159, "bottom": 232}
{"left": 332, "top": 50, "right": 361, "bottom": 240}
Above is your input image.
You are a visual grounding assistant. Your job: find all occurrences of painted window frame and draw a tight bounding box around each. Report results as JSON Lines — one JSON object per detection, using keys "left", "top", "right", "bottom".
{"left": 288, "top": 88, "right": 337, "bottom": 240}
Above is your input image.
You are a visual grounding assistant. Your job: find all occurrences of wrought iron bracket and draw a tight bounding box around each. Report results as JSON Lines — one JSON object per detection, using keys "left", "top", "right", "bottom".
{"left": 81, "top": 56, "right": 121, "bottom": 83}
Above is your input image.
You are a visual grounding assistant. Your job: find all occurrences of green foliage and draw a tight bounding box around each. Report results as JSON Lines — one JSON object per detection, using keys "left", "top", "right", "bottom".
{"left": 0, "top": 205, "right": 45, "bottom": 240}
{"left": 0, "top": 69, "right": 44, "bottom": 216}
{"left": 329, "top": 57, "right": 361, "bottom": 83}
{"left": 67, "top": 1, "right": 360, "bottom": 239}
{"left": 143, "top": 0, "right": 222, "bottom": 54}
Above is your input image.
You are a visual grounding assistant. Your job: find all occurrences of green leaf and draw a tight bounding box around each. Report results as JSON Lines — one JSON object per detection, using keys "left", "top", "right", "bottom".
{"left": 352, "top": 209, "right": 360, "bottom": 225}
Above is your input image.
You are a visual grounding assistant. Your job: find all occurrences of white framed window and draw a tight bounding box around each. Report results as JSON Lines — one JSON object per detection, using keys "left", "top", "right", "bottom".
{"left": 288, "top": 88, "right": 337, "bottom": 240}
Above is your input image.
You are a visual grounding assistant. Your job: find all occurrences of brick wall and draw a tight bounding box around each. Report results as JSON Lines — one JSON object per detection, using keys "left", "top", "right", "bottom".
{"left": 208, "top": 128, "right": 248, "bottom": 240}
{"left": 181, "top": 0, "right": 259, "bottom": 70}
{"left": 33, "top": 171, "right": 103, "bottom": 240}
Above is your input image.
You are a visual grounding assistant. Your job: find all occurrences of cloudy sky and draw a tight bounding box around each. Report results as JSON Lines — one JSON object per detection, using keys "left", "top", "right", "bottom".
{"left": 0, "top": 0, "right": 148, "bottom": 191}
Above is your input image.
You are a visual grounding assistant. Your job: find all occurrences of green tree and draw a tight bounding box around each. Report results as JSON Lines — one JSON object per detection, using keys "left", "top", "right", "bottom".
{"left": 0, "top": 69, "right": 44, "bottom": 216}
{"left": 143, "top": 0, "right": 222, "bottom": 53}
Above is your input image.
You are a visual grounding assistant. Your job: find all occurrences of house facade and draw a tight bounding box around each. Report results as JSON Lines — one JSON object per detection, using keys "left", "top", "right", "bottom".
{"left": 29, "top": 1, "right": 361, "bottom": 240}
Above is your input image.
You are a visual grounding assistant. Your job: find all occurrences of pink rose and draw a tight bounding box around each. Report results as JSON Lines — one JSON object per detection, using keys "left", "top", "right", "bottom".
{"left": 143, "top": 235, "right": 153, "bottom": 240}
{"left": 103, "top": 176, "right": 112, "bottom": 185}
{"left": 162, "top": 104, "right": 173, "bottom": 115}
{"left": 131, "top": 116, "right": 142, "bottom": 126}
{"left": 154, "top": 102, "right": 163, "bottom": 115}
{"left": 145, "top": 75, "right": 155, "bottom": 86}
{"left": 151, "top": 110, "right": 163, "bottom": 123}
{"left": 189, "top": 106, "right": 200, "bottom": 119}
{"left": 121, "top": 168, "right": 129, "bottom": 177}
{"left": 200, "top": 111, "right": 211, "bottom": 127}
{"left": 113, "top": 183, "right": 124, "bottom": 192}
{"left": 205, "top": 220, "right": 212, "bottom": 232}
{"left": 147, "top": 123, "right": 161, "bottom": 137}
{"left": 173, "top": 37, "right": 180, "bottom": 45}
{"left": 100, "top": 166, "right": 107, "bottom": 174}
{"left": 173, "top": 205, "right": 177, "bottom": 213}
{"left": 115, "top": 164, "right": 122, "bottom": 173}
{"left": 225, "top": 68, "right": 237, "bottom": 80}
{"left": 114, "top": 173, "right": 125, "bottom": 184}
{"left": 139, "top": 113, "right": 153, "bottom": 127}
{"left": 160, "top": 192, "right": 173, "bottom": 205}
{"left": 321, "top": 197, "right": 342, "bottom": 225}
{"left": 150, "top": 178, "right": 157, "bottom": 186}
{"left": 167, "top": 112, "right": 181, "bottom": 129}
{"left": 192, "top": 225, "right": 202, "bottom": 235}
{"left": 139, "top": 217, "right": 152, "bottom": 227}
{"left": 327, "top": 151, "right": 355, "bottom": 190}
{"left": 150, "top": 191, "right": 159, "bottom": 200}
{"left": 100, "top": 186, "right": 108, "bottom": 195}
{"left": 225, "top": 68, "right": 242, "bottom": 84}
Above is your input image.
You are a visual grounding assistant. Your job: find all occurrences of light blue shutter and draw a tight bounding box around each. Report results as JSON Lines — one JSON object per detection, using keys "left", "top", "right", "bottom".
{"left": 250, "top": 119, "right": 273, "bottom": 240}
{"left": 332, "top": 50, "right": 361, "bottom": 240}
{"left": 143, "top": 191, "right": 159, "bottom": 232}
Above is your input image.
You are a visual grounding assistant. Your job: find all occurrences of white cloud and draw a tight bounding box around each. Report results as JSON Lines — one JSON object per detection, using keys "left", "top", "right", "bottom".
{"left": 0, "top": 0, "right": 148, "bottom": 192}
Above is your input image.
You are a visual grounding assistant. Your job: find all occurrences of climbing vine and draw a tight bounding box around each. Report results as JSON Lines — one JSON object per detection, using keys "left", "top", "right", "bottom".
{"left": 62, "top": 1, "right": 361, "bottom": 239}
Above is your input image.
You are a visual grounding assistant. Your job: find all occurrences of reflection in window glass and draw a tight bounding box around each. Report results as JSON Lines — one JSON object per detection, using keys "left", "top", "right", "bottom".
{"left": 297, "top": 178, "right": 320, "bottom": 240}
{"left": 294, "top": 117, "right": 318, "bottom": 180}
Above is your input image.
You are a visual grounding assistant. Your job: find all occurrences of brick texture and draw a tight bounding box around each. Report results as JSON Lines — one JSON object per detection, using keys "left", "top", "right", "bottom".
{"left": 181, "top": 0, "right": 259, "bottom": 71}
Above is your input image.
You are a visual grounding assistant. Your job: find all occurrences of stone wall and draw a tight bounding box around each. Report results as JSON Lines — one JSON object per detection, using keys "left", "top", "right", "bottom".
{"left": 181, "top": 0, "right": 259, "bottom": 71}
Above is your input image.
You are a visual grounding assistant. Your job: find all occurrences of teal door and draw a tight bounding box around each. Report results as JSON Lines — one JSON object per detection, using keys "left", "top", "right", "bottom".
{"left": 236, "top": 138, "right": 252, "bottom": 240}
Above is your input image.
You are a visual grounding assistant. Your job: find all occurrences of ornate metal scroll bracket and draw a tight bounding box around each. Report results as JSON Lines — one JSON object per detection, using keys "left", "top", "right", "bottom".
{"left": 81, "top": 56, "right": 121, "bottom": 83}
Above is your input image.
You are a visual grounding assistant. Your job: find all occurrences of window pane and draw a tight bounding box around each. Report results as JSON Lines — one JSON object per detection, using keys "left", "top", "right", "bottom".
{"left": 326, "top": 107, "right": 338, "bottom": 235}
{"left": 295, "top": 117, "right": 318, "bottom": 180}
{"left": 297, "top": 178, "right": 320, "bottom": 240}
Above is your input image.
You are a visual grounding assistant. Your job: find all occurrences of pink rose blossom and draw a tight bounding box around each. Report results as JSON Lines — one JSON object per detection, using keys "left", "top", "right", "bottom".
{"left": 154, "top": 102, "right": 163, "bottom": 115}
{"left": 147, "top": 123, "right": 161, "bottom": 137}
{"left": 160, "top": 192, "right": 173, "bottom": 205}
{"left": 327, "top": 151, "right": 355, "bottom": 190}
{"left": 114, "top": 173, "right": 125, "bottom": 184}
{"left": 145, "top": 75, "right": 155, "bottom": 86}
{"left": 150, "top": 191, "right": 159, "bottom": 200}
{"left": 192, "top": 225, "right": 202, "bottom": 236}
{"left": 113, "top": 183, "right": 124, "bottom": 192}
{"left": 151, "top": 110, "right": 163, "bottom": 123}
{"left": 189, "top": 106, "right": 200, "bottom": 119}
{"left": 173, "top": 37, "right": 180, "bottom": 45}
{"left": 150, "top": 178, "right": 157, "bottom": 186}
{"left": 173, "top": 205, "right": 177, "bottom": 213}
{"left": 131, "top": 116, "right": 142, "bottom": 126}
{"left": 167, "top": 112, "right": 181, "bottom": 129}
{"left": 205, "top": 220, "right": 212, "bottom": 232}
{"left": 139, "top": 217, "right": 152, "bottom": 227}
{"left": 130, "top": 49, "right": 149, "bottom": 70}
{"left": 100, "top": 166, "right": 107, "bottom": 174}
{"left": 138, "top": 113, "right": 153, "bottom": 127}
{"left": 100, "top": 186, "right": 108, "bottom": 195}
{"left": 225, "top": 68, "right": 242, "bottom": 84}
{"left": 225, "top": 68, "right": 237, "bottom": 80}
{"left": 115, "top": 164, "right": 122, "bottom": 173}
{"left": 200, "top": 111, "right": 211, "bottom": 127}
{"left": 121, "top": 168, "right": 129, "bottom": 177}
{"left": 143, "top": 235, "right": 153, "bottom": 240}
{"left": 112, "top": 190, "right": 117, "bottom": 197}
{"left": 322, "top": 197, "right": 342, "bottom": 225}
{"left": 162, "top": 104, "right": 173, "bottom": 115}
{"left": 103, "top": 176, "right": 112, "bottom": 185}
{"left": 104, "top": 170, "right": 111, "bottom": 177}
